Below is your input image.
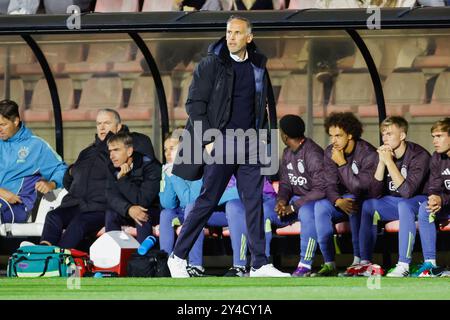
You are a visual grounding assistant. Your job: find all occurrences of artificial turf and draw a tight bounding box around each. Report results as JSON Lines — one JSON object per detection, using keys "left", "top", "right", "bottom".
{"left": 0, "top": 277, "right": 448, "bottom": 300}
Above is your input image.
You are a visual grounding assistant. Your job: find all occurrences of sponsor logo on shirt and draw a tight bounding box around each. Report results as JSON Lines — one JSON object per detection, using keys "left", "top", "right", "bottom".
{"left": 442, "top": 168, "right": 450, "bottom": 176}
{"left": 297, "top": 160, "right": 305, "bottom": 174}
{"left": 351, "top": 161, "right": 359, "bottom": 175}
{"left": 288, "top": 173, "right": 308, "bottom": 186}
{"left": 17, "top": 146, "right": 29, "bottom": 163}
{"left": 445, "top": 180, "right": 450, "bottom": 190}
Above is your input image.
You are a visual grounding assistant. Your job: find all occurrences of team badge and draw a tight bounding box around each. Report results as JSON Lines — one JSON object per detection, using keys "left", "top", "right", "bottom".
{"left": 287, "top": 163, "right": 293, "bottom": 170}
{"left": 17, "top": 146, "right": 29, "bottom": 162}
{"left": 297, "top": 160, "right": 305, "bottom": 174}
{"left": 445, "top": 180, "right": 450, "bottom": 190}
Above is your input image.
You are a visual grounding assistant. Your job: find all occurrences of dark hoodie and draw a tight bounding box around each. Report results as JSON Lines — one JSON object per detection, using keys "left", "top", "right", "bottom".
{"left": 61, "top": 125, "right": 157, "bottom": 213}
{"left": 428, "top": 151, "right": 450, "bottom": 207}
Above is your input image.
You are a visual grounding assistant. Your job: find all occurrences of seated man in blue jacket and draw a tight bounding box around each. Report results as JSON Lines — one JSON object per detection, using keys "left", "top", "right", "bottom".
{"left": 0, "top": 99, "right": 67, "bottom": 224}
{"left": 105, "top": 132, "right": 161, "bottom": 243}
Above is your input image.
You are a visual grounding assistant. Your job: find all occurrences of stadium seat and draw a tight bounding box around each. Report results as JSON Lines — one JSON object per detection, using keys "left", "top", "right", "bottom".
{"left": 141, "top": 0, "right": 178, "bottom": 11}
{"left": 23, "top": 78, "right": 75, "bottom": 122}
{"left": 384, "top": 220, "right": 419, "bottom": 233}
{"left": 276, "top": 73, "right": 323, "bottom": 117}
{"left": 413, "top": 38, "right": 450, "bottom": 69}
{"left": 329, "top": 72, "right": 376, "bottom": 118}
{"left": 173, "top": 74, "right": 191, "bottom": 121}
{"left": 64, "top": 76, "right": 123, "bottom": 121}
{"left": 276, "top": 221, "right": 301, "bottom": 236}
{"left": 0, "top": 188, "right": 68, "bottom": 238}
{"left": 337, "top": 39, "right": 384, "bottom": 71}
{"left": 0, "top": 45, "right": 36, "bottom": 76}
{"left": 118, "top": 74, "right": 173, "bottom": 121}
{"left": 410, "top": 71, "right": 450, "bottom": 116}
{"left": 381, "top": 71, "right": 426, "bottom": 116}
{"left": 16, "top": 44, "right": 84, "bottom": 77}
{"left": 62, "top": 43, "right": 132, "bottom": 81}
{"left": 94, "top": 0, "right": 140, "bottom": 12}
{"left": 0, "top": 79, "right": 25, "bottom": 110}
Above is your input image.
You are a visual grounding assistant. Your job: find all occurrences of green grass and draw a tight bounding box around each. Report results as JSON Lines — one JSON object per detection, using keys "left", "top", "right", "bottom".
{"left": 0, "top": 277, "right": 449, "bottom": 300}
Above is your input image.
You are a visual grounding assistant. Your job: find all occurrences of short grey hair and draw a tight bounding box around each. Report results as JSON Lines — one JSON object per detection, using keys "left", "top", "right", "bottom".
{"left": 98, "top": 108, "right": 121, "bottom": 124}
{"left": 227, "top": 15, "right": 252, "bottom": 34}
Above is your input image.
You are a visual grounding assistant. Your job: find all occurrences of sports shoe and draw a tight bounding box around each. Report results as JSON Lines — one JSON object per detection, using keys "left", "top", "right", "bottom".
{"left": 250, "top": 264, "right": 291, "bottom": 277}
{"left": 224, "top": 266, "right": 248, "bottom": 277}
{"left": 291, "top": 266, "right": 312, "bottom": 277}
{"left": 339, "top": 263, "right": 370, "bottom": 277}
{"left": 311, "top": 264, "right": 338, "bottom": 277}
{"left": 19, "top": 241, "right": 35, "bottom": 247}
{"left": 419, "top": 266, "right": 446, "bottom": 278}
{"left": 386, "top": 263, "right": 409, "bottom": 277}
{"left": 186, "top": 265, "right": 205, "bottom": 277}
{"left": 411, "top": 261, "right": 434, "bottom": 278}
{"left": 167, "top": 253, "right": 189, "bottom": 278}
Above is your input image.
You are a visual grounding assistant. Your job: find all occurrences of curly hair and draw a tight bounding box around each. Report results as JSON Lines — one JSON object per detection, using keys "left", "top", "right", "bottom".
{"left": 324, "top": 112, "right": 363, "bottom": 140}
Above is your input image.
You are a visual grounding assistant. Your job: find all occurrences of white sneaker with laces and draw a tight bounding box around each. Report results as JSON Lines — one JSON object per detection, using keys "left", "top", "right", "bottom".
{"left": 167, "top": 253, "right": 190, "bottom": 278}
{"left": 386, "top": 263, "right": 409, "bottom": 277}
{"left": 250, "top": 264, "right": 291, "bottom": 277}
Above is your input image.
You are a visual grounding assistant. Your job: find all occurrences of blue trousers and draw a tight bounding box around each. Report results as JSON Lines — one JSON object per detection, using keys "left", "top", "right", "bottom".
{"left": 359, "top": 195, "right": 427, "bottom": 263}
{"left": 185, "top": 199, "right": 247, "bottom": 267}
{"left": 40, "top": 206, "right": 105, "bottom": 249}
{"left": 264, "top": 196, "right": 318, "bottom": 266}
{"left": 418, "top": 202, "right": 450, "bottom": 261}
{"left": 159, "top": 207, "right": 185, "bottom": 254}
{"left": 314, "top": 194, "right": 360, "bottom": 262}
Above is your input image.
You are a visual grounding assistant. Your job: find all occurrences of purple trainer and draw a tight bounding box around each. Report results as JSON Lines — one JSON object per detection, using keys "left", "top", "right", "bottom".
{"left": 292, "top": 266, "right": 312, "bottom": 277}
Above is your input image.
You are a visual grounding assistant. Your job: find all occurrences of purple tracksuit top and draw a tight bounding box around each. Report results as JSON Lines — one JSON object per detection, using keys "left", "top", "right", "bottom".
{"left": 277, "top": 138, "right": 326, "bottom": 211}
{"left": 324, "top": 139, "right": 379, "bottom": 204}
{"left": 428, "top": 151, "right": 450, "bottom": 207}
{"left": 373, "top": 141, "right": 430, "bottom": 198}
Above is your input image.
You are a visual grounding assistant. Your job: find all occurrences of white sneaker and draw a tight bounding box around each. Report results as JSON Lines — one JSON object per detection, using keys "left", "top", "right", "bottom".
{"left": 167, "top": 253, "right": 190, "bottom": 278}
{"left": 386, "top": 263, "right": 409, "bottom": 278}
{"left": 250, "top": 264, "right": 291, "bottom": 277}
{"left": 19, "top": 241, "right": 35, "bottom": 247}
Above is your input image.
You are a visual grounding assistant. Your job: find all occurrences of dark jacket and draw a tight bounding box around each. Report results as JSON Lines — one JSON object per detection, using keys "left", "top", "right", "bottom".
{"left": 106, "top": 152, "right": 162, "bottom": 218}
{"left": 324, "top": 139, "right": 380, "bottom": 204}
{"left": 172, "top": 36, "right": 277, "bottom": 181}
{"left": 61, "top": 125, "right": 156, "bottom": 213}
{"left": 372, "top": 141, "right": 430, "bottom": 199}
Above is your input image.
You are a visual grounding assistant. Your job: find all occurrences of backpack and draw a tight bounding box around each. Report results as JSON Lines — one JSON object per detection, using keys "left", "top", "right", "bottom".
{"left": 7, "top": 245, "right": 91, "bottom": 278}
{"left": 126, "top": 250, "right": 171, "bottom": 277}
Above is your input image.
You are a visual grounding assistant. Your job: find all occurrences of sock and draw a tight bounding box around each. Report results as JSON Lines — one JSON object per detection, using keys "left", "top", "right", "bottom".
{"left": 361, "top": 260, "right": 370, "bottom": 265}
{"left": 425, "top": 259, "right": 437, "bottom": 267}
{"left": 352, "top": 256, "right": 361, "bottom": 265}
{"left": 298, "top": 262, "right": 312, "bottom": 270}
{"left": 325, "top": 261, "right": 336, "bottom": 269}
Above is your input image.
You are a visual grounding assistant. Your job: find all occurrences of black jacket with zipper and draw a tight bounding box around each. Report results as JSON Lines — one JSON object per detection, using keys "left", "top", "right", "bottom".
{"left": 106, "top": 152, "right": 162, "bottom": 218}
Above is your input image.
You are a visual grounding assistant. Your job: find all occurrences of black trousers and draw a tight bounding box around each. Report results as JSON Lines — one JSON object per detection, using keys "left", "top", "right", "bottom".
{"left": 40, "top": 206, "right": 104, "bottom": 249}
{"left": 173, "top": 161, "right": 267, "bottom": 268}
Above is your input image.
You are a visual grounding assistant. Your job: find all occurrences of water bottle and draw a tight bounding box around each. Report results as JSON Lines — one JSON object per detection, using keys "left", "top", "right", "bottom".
{"left": 137, "top": 235, "right": 157, "bottom": 255}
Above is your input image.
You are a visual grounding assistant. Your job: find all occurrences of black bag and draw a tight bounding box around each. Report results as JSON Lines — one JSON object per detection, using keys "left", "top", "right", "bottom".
{"left": 126, "top": 250, "right": 170, "bottom": 277}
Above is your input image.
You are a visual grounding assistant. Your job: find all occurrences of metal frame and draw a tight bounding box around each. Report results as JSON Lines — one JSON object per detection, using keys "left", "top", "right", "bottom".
{"left": 8, "top": 8, "right": 449, "bottom": 156}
